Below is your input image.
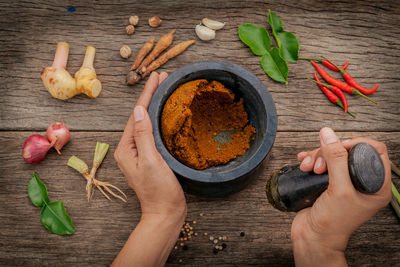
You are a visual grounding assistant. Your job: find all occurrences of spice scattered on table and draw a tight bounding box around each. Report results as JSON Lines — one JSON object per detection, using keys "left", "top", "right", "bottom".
{"left": 68, "top": 142, "right": 127, "bottom": 202}
{"left": 75, "top": 46, "right": 102, "bottom": 98}
{"left": 240, "top": 231, "right": 245, "bottom": 237}
{"left": 126, "top": 25, "right": 135, "bottom": 35}
{"left": 238, "top": 9, "right": 299, "bottom": 84}
{"left": 149, "top": 16, "right": 162, "bottom": 27}
{"left": 28, "top": 172, "right": 75, "bottom": 235}
{"left": 41, "top": 42, "right": 102, "bottom": 100}
{"left": 312, "top": 72, "right": 355, "bottom": 117}
{"left": 195, "top": 18, "right": 225, "bottom": 41}
{"left": 129, "top": 15, "right": 139, "bottom": 26}
{"left": 310, "top": 61, "right": 376, "bottom": 104}
{"left": 299, "top": 57, "right": 349, "bottom": 72}
{"left": 120, "top": 45, "right": 132, "bottom": 59}
{"left": 126, "top": 29, "right": 194, "bottom": 85}
{"left": 46, "top": 122, "right": 70, "bottom": 154}
{"left": 22, "top": 122, "right": 70, "bottom": 164}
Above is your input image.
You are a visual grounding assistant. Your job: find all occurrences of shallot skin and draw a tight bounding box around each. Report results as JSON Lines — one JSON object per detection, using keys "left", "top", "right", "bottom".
{"left": 47, "top": 122, "right": 70, "bottom": 154}
{"left": 22, "top": 135, "right": 51, "bottom": 164}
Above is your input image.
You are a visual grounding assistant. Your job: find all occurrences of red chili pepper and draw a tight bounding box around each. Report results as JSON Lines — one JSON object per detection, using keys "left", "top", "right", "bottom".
{"left": 310, "top": 61, "right": 376, "bottom": 104}
{"left": 312, "top": 73, "right": 354, "bottom": 117}
{"left": 322, "top": 60, "right": 349, "bottom": 72}
{"left": 313, "top": 72, "right": 351, "bottom": 116}
{"left": 299, "top": 57, "right": 349, "bottom": 72}
{"left": 324, "top": 59, "right": 378, "bottom": 95}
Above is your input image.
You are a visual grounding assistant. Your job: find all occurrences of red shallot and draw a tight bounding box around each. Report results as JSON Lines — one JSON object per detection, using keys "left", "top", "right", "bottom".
{"left": 46, "top": 122, "right": 70, "bottom": 154}
{"left": 22, "top": 135, "right": 51, "bottom": 164}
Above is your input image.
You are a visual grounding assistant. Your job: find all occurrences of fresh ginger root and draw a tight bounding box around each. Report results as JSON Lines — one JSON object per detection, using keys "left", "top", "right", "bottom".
{"left": 41, "top": 43, "right": 102, "bottom": 100}
{"left": 41, "top": 42, "right": 78, "bottom": 100}
{"left": 75, "top": 46, "right": 102, "bottom": 98}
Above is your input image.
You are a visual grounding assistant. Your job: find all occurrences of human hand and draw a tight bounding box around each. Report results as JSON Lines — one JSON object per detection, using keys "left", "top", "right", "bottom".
{"left": 114, "top": 71, "right": 186, "bottom": 220}
{"left": 291, "top": 127, "right": 392, "bottom": 266}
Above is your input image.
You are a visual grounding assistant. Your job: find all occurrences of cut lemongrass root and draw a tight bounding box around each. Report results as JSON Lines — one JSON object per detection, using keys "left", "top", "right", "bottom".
{"left": 67, "top": 143, "right": 127, "bottom": 203}
{"left": 391, "top": 161, "right": 400, "bottom": 219}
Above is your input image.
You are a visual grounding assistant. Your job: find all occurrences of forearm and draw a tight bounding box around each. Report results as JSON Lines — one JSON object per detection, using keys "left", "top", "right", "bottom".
{"left": 112, "top": 213, "right": 185, "bottom": 267}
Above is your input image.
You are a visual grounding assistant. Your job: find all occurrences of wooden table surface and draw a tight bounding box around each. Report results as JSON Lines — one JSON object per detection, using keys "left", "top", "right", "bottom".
{"left": 1, "top": 0, "right": 399, "bottom": 266}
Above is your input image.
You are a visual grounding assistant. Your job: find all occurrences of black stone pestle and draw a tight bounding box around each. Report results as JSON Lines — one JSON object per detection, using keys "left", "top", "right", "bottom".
{"left": 266, "top": 143, "right": 385, "bottom": 212}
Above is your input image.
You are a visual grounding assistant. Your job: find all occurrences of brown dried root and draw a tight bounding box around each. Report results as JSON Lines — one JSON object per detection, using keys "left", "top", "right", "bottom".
{"left": 130, "top": 38, "right": 155, "bottom": 71}
{"left": 141, "top": 40, "right": 195, "bottom": 78}
{"left": 137, "top": 29, "right": 176, "bottom": 71}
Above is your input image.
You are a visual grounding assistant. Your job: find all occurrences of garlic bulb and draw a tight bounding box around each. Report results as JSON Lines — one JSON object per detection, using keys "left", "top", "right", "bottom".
{"left": 202, "top": 18, "right": 225, "bottom": 30}
{"left": 195, "top": 24, "right": 215, "bottom": 41}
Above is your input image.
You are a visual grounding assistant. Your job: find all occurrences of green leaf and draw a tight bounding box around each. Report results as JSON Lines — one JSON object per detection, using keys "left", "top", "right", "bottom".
{"left": 260, "top": 47, "right": 288, "bottom": 84}
{"left": 238, "top": 24, "right": 271, "bottom": 56}
{"left": 268, "top": 9, "right": 300, "bottom": 63}
{"left": 276, "top": 32, "right": 300, "bottom": 63}
{"left": 28, "top": 172, "right": 49, "bottom": 207}
{"left": 40, "top": 201, "right": 75, "bottom": 235}
{"left": 268, "top": 9, "right": 284, "bottom": 34}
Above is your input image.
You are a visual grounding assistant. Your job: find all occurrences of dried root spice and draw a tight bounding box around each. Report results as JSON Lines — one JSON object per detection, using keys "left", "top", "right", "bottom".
{"left": 161, "top": 79, "right": 256, "bottom": 170}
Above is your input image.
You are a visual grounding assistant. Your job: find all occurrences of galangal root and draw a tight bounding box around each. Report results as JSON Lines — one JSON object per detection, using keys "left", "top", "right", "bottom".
{"left": 126, "top": 29, "right": 195, "bottom": 85}
{"left": 41, "top": 42, "right": 102, "bottom": 100}
{"left": 68, "top": 142, "right": 127, "bottom": 202}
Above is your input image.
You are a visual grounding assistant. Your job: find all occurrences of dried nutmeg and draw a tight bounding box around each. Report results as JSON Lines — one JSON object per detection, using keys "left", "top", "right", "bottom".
{"left": 120, "top": 45, "right": 132, "bottom": 59}
{"left": 126, "top": 25, "right": 135, "bottom": 35}
{"left": 149, "top": 16, "right": 162, "bottom": 27}
{"left": 129, "top": 15, "right": 139, "bottom": 26}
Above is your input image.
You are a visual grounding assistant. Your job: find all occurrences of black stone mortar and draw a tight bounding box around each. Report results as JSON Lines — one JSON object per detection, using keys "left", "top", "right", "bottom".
{"left": 148, "top": 61, "right": 277, "bottom": 197}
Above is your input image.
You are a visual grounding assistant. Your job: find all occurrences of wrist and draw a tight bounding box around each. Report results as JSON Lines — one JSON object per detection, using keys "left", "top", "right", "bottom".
{"left": 141, "top": 204, "right": 187, "bottom": 230}
{"left": 292, "top": 234, "right": 347, "bottom": 267}
{"left": 292, "top": 225, "right": 348, "bottom": 267}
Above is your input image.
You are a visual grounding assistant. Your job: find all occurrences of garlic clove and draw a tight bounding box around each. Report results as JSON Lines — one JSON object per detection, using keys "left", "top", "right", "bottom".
{"left": 195, "top": 24, "right": 216, "bottom": 41}
{"left": 202, "top": 18, "right": 225, "bottom": 30}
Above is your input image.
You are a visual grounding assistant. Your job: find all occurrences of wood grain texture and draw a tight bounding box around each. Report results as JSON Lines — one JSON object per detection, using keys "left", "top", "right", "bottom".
{"left": 0, "top": 0, "right": 399, "bottom": 131}
{"left": 1, "top": 0, "right": 400, "bottom": 266}
{"left": 0, "top": 131, "right": 399, "bottom": 266}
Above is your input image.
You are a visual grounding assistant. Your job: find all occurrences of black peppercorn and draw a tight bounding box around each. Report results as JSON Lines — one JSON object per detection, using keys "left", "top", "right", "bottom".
{"left": 240, "top": 232, "right": 245, "bottom": 237}
{"left": 182, "top": 245, "right": 188, "bottom": 251}
{"left": 222, "top": 243, "right": 227, "bottom": 249}
{"left": 213, "top": 248, "right": 218, "bottom": 254}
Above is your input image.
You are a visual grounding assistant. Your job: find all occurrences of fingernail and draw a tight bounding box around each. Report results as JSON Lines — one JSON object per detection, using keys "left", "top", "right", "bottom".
{"left": 321, "top": 127, "right": 338, "bottom": 144}
{"left": 302, "top": 156, "right": 312, "bottom": 165}
{"left": 342, "top": 139, "right": 351, "bottom": 144}
{"left": 134, "top": 106, "right": 145, "bottom": 122}
{"left": 315, "top": 157, "right": 324, "bottom": 170}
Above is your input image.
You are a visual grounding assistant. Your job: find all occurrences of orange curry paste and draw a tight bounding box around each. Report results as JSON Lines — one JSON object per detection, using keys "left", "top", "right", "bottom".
{"left": 161, "top": 79, "right": 256, "bottom": 170}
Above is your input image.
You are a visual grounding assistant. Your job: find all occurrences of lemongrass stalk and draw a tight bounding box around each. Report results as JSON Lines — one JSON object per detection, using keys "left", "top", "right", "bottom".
{"left": 391, "top": 162, "right": 400, "bottom": 219}
{"left": 93, "top": 142, "right": 110, "bottom": 168}
{"left": 68, "top": 156, "right": 89, "bottom": 175}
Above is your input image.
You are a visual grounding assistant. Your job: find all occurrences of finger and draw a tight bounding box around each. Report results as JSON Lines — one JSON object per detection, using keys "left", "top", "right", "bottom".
{"left": 159, "top": 71, "right": 168, "bottom": 85}
{"left": 319, "top": 127, "right": 353, "bottom": 191}
{"left": 132, "top": 105, "right": 159, "bottom": 161}
{"left": 313, "top": 156, "right": 326, "bottom": 174}
{"left": 136, "top": 71, "right": 160, "bottom": 109}
{"left": 299, "top": 149, "right": 320, "bottom": 172}
{"left": 297, "top": 151, "right": 307, "bottom": 162}
{"left": 118, "top": 72, "right": 160, "bottom": 150}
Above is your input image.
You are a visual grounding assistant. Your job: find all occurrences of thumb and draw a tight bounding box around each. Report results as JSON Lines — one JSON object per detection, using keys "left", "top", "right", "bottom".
{"left": 133, "top": 105, "right": 158, "bottom": 160}
{"left": 319, "top": 127, "right": 353, "bottom": 192}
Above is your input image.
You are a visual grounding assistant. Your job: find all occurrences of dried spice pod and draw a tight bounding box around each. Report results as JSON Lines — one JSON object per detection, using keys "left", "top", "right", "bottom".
{"left": 266, "top": 143, "right": 385, "bottom": 212}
